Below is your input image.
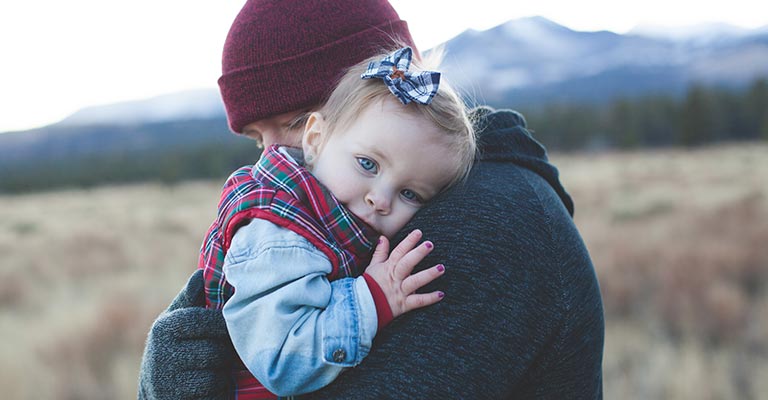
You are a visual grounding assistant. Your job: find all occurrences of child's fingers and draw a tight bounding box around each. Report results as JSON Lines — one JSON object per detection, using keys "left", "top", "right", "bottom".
{"left": 388, "top": 229, "right": 423, "bottom": 262}
{"left": 370, "top": 236, "right": 389, "bottom": 264}
{"left": 402, "top": 264, "right": 445, "bottom": 294}
{"left": 393, "top": 240, "right": 434, "bottom": 280}
{"left": 404, "top": 291, "right": 445, "bottom": 312}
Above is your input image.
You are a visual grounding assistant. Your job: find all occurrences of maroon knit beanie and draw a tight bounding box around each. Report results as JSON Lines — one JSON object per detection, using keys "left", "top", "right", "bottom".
{"left": 218, "top": 0, "right": 417, "bottom": 134}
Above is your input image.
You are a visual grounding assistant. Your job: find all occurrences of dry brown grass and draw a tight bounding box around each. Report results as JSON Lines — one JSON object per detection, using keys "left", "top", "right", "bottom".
{"left": 1, "top": 143, "right": 766, "bottom": 399}
{"left": 0, "top": 182, "right": 220, "bottom": 399}
{"left": 556, "top": 143, "right": 768, "bottom": 399}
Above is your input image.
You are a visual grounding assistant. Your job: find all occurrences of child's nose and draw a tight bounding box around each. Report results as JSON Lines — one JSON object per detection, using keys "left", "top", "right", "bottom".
{"left": 365, "top": 191, "right": 391, "bottom": 215}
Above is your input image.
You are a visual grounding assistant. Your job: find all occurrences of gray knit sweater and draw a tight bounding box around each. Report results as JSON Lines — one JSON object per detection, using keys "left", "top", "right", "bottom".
{"left": 138, "top": 107, "right": 604, "bottom": 399}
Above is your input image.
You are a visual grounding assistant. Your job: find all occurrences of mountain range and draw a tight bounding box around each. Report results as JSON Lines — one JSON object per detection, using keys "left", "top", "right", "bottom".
{"left": 7, "top": 16, "right": 766, "bottom": 132}
{"left": 2, "top": 16, "right": 767, "bottom": 191}
{"left": 440, "top": 16, "right": 768, "bottom": 106}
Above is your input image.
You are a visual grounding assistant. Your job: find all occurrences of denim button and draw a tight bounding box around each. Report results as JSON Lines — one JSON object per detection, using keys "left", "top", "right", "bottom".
{"left": 332, "top": 348, "right": 346, "bottom": 362}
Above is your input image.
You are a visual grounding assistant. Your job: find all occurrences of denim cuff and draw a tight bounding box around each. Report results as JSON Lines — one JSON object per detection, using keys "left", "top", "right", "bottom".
{"left": 322, "top": 277, "right": 377, "bottom": 366}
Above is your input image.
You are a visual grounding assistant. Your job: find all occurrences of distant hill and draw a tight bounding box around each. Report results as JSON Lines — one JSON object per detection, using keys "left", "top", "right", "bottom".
{"left": 59, "top": 89, "right": 226, "bottom": 126}
{"left": 0, "top": 117, "right": 258, "bottom": 192}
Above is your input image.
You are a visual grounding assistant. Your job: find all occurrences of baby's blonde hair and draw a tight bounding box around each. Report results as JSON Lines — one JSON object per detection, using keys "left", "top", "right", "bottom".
{"left": 318, "top": 48, "right": 476, "bottom": 190}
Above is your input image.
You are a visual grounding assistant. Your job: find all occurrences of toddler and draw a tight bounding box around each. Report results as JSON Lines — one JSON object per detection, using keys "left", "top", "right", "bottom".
{"left": 198, "top": 47, "right": 476, "bottom": 398}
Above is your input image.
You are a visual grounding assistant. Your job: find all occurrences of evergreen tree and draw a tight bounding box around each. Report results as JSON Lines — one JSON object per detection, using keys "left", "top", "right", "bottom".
{"left": 678, "top": 85, "right": 719, "bottom": 146}
{"left": 746, "top": 79, "right": 768, "bottom": 139}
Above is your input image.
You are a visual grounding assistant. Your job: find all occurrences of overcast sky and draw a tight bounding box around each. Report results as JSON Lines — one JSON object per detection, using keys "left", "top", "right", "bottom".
{"left": 0, "top": 0, "right": 764, "bottom": 133}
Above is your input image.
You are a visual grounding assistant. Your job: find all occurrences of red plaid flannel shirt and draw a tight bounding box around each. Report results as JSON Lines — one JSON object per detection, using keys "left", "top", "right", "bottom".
{"left": 197, "top": 145, "right": 377, "bottom": 399}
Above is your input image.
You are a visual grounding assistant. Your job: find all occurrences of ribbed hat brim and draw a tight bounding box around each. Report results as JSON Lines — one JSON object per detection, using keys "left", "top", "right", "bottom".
{"left": 218, "top": 20, "right": 414, "bottom": 134}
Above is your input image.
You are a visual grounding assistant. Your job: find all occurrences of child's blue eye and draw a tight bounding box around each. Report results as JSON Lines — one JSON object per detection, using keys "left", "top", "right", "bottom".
{"left": 357, "top": 157, "right": 377, "bottom": 173}
{"left": 401, "top": 189, "right": 422, "bottom": 203}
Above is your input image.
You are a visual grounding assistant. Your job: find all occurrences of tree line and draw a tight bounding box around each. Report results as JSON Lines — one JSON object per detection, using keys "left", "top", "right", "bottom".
{"left": 521, "top": 78, "right": 768, "bottom": 151}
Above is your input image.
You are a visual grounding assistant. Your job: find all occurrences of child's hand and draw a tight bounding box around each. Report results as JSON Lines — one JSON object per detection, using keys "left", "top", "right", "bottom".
{"left": 364, "top": 229, "right": 445, "bottom": 319}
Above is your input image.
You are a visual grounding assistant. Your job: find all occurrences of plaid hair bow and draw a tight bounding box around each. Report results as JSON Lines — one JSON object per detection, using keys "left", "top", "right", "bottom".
{"left": 361, "top": 47, "right": 441, "bottom": 105}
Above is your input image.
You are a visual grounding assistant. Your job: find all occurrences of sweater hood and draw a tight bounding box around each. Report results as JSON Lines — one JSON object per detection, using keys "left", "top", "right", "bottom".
{"left": 472, "top": 106, "right": 575, "bottom": 216}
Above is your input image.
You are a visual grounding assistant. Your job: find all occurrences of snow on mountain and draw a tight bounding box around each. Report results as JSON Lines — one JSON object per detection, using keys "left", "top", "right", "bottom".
{"left": 438, "top": 16, "right": 768, "bottom": 106}
{"left": 628, "top": 22, "right": 753, "bottom": 44}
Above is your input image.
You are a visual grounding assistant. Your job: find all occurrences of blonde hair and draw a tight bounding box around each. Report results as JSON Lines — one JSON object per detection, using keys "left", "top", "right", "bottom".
{"left": 317, "top": 48, "right": 476, "bottom": 190}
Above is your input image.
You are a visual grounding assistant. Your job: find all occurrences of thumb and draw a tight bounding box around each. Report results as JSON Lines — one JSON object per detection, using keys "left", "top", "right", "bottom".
{"left": 370, "top": 236, "right": 389, "bottom": 264}
{"left": 167, "top": 269, "right": 206, "bottom": 312}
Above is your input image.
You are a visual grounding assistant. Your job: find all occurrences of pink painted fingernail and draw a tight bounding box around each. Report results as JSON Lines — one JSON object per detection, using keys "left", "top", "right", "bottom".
{"left": 438, "top": 291, "right": 445, "bottom": 298}
{"left": 436, "top": 264, "right": 445, "bottom": 272}
{"left": 424, "top": 241, "right": 433, "bottom": 249}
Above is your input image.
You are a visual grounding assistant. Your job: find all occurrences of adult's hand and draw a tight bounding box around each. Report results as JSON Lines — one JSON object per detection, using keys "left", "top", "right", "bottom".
{"left": 137, "top": 269, "right": 235, "bottom": 400}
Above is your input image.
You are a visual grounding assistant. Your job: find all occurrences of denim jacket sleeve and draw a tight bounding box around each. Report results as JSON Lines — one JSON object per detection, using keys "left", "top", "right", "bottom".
{"left": 221, "top": 218, "right": 378, "bottom": 396}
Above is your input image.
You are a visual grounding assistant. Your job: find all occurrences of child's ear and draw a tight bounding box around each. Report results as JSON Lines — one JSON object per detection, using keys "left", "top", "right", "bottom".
{"left": 302, "top": 112, "right": 326, "bottom": 165}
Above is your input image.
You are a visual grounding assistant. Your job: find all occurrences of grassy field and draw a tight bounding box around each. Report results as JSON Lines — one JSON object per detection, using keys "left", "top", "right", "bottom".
{"left": 1, "top": 143, "right": 766, "bottom": 399}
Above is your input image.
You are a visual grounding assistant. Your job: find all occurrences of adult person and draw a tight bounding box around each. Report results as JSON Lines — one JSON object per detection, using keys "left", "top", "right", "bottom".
{"left": 138, "top": 0, "right": 604, "bottom": 398}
